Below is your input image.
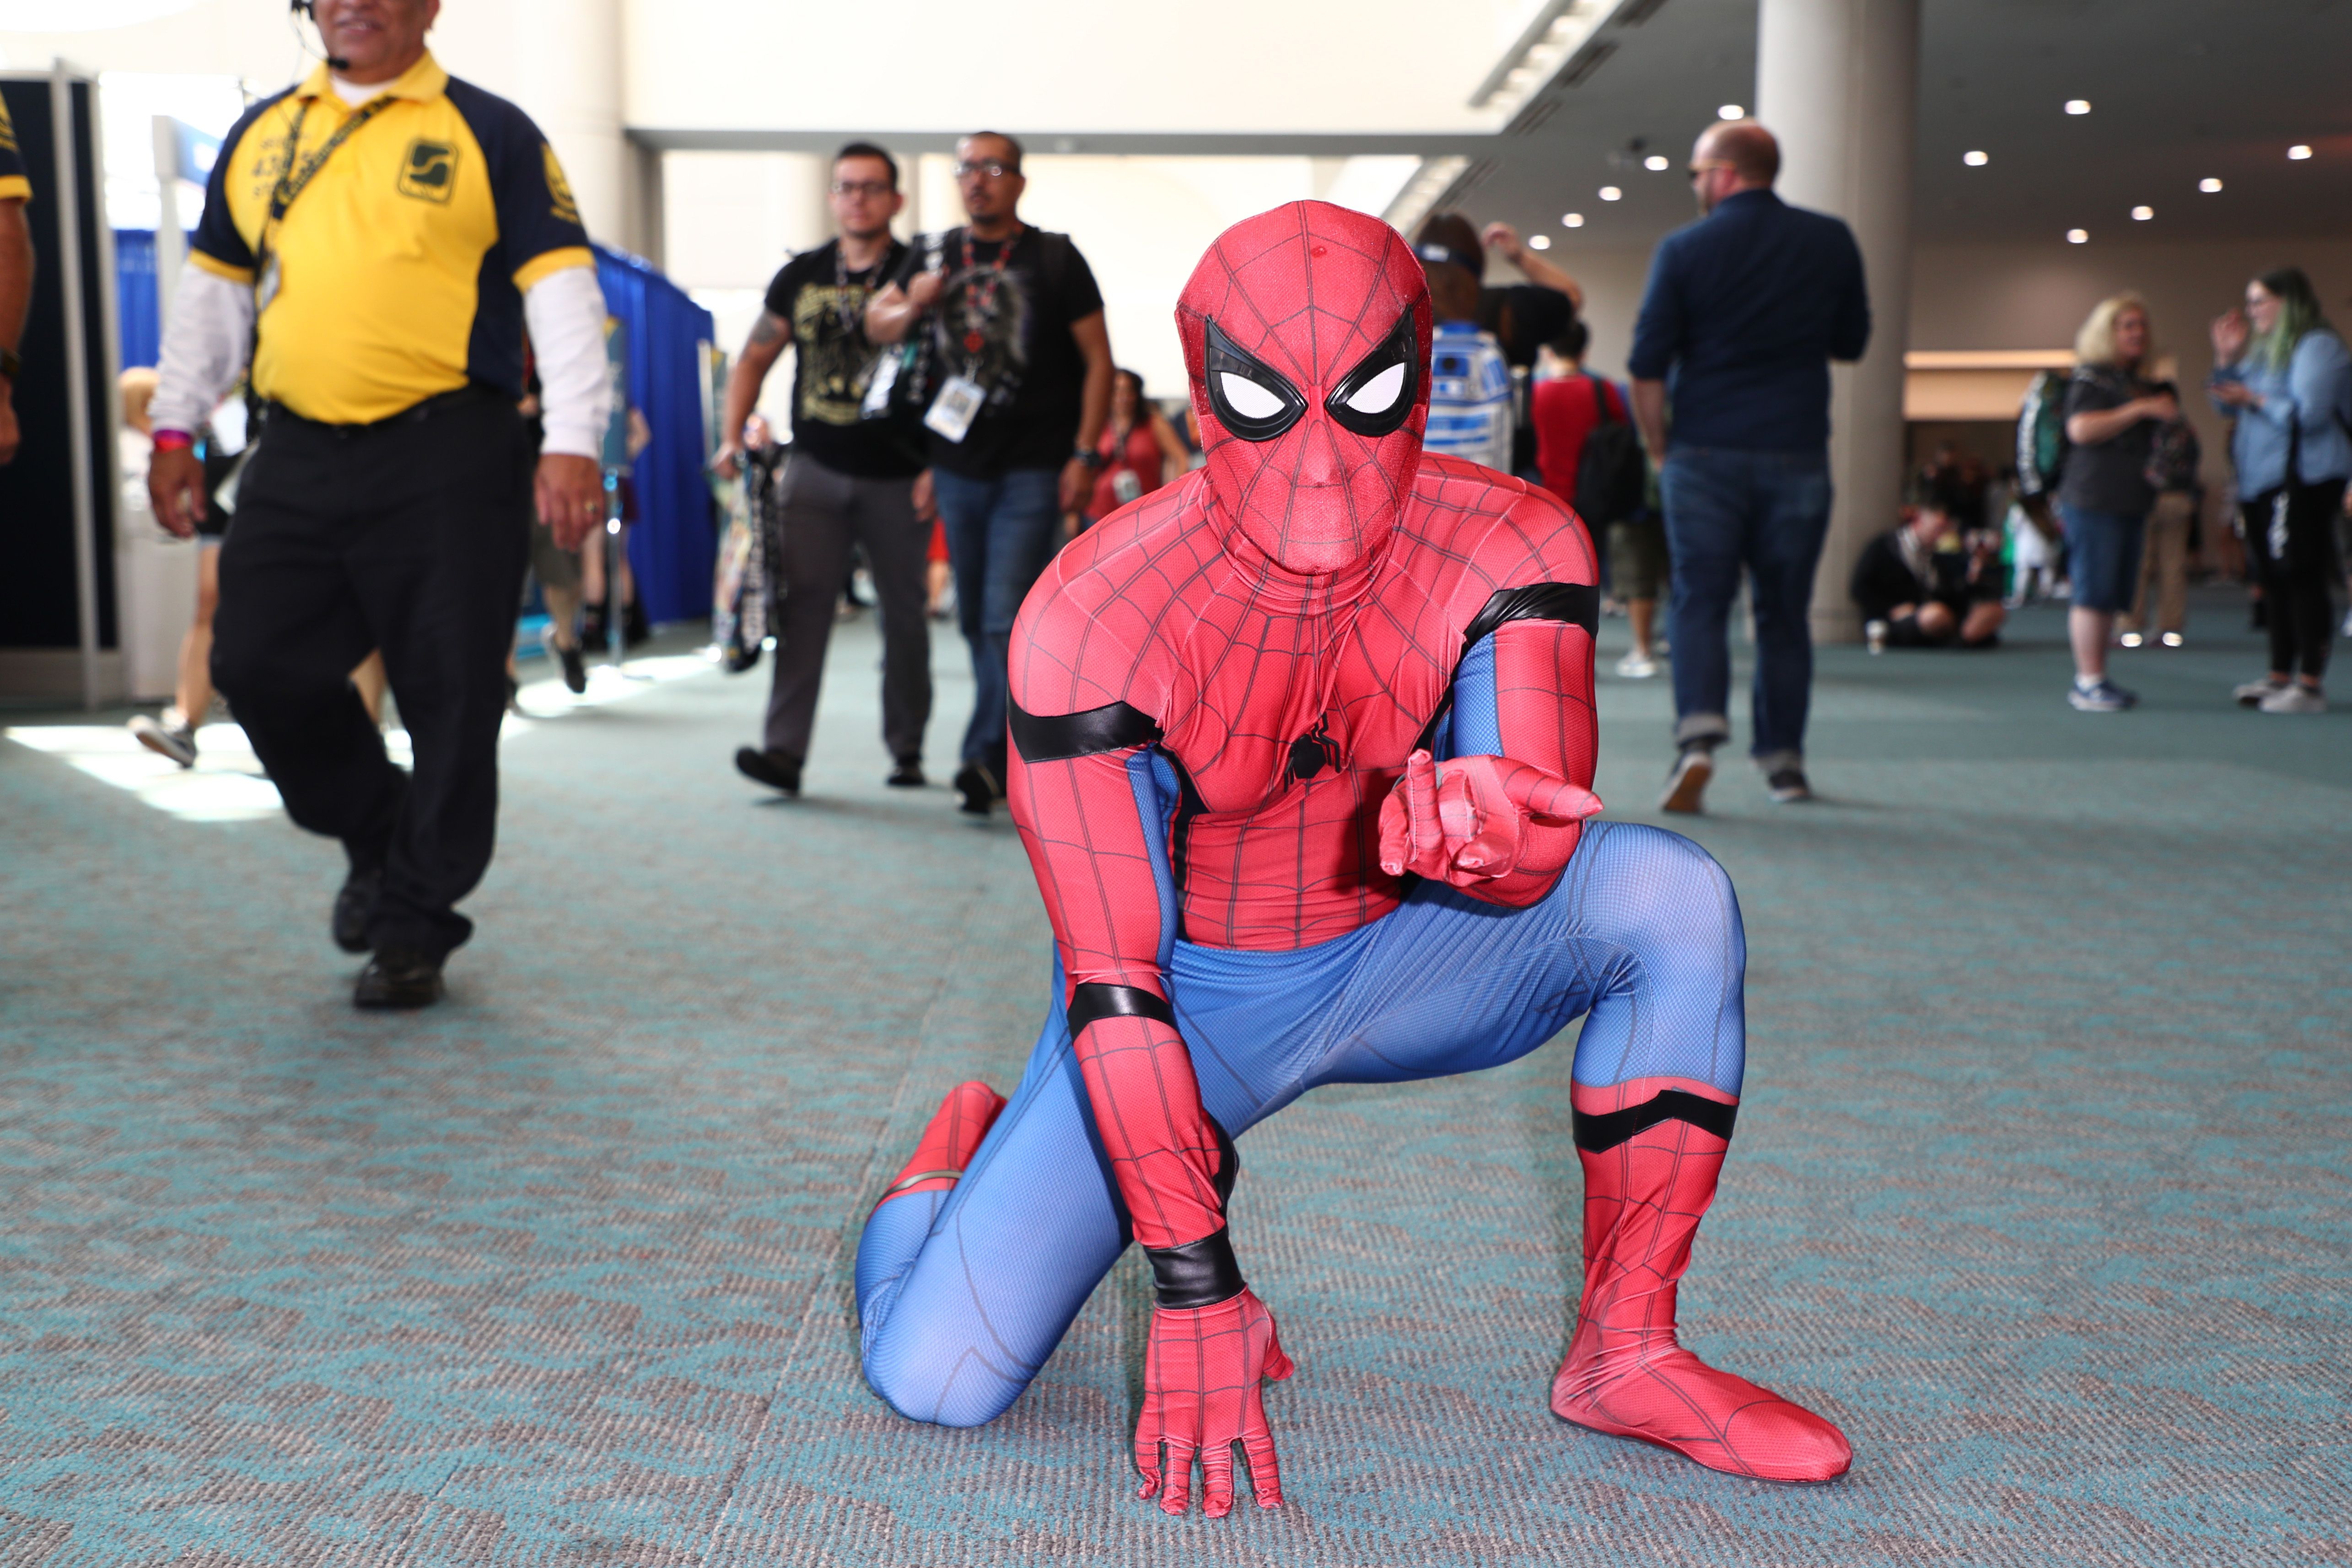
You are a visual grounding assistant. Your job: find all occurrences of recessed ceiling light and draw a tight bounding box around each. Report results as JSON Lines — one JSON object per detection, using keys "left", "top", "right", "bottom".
{"left": 2131, "top": 205, "right": 2153, "bottom": 220}
{"left": 1717, "top": 104, "right": 1744, "bottom": 120}
{"left": 1599, "top": 186, "right": 1622, "bottom": 201}
{"left": 2288, "top": 144, "right": 2313, "bottom": 160}
{"left": 2067, "top": 228, "right": 2088, "bottom": 243}
{"left": 1562, "top": 212, "right": 1585, "bottom": 228}
{"left": 2065, "top": 99, "right": 2091, "bottom": 115}
{"left": 1528, "top": 233, "right": 1552, "bottom": 250}
{"left": 2199, "top": 177, "right": 2223, "bottom": 192}
{"left": 1963, "top": 150, "right": 1989, "bottom": 166}
{"left": 1644, "top": 155, "right": 1669, "bottom": 171}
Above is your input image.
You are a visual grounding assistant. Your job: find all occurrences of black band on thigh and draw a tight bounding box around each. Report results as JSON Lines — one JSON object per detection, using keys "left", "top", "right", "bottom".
{"left": 1008, "top": 698, "right": 1163, "bottom": 763}
{"left": 1572, "top": 1088, "right": 1739, "bottom": 1152}
{"left": 1460, "top": 582, "right": 1601, "bottom": 647}
{"left": 1066, "top": 981, "right": 1176, "bottom": 1036}
{"left": 1145, "top": 1228, "right": 1245, "bottom": 1309}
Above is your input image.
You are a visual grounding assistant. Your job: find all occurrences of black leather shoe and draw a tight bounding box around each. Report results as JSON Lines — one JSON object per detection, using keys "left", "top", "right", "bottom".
{"left": 953, "top": 760, "right": 999, "bottom": 816}
{"left": 557, "top": 641, "right": 588, "bottom": 694}
{"left": 887, "top": 758, "right": 926, "bottom": 788}
{"left": 735, "top": 746, "right": 803, "bottom": 796}
{"left": 333, "top": 867, "right": 382, "bottom": 954}
{"left": 354, "top": 946, "right": 444, "bottom": 1009}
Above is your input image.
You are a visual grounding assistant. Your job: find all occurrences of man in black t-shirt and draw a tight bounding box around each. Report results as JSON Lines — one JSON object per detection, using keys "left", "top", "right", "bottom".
{"left": 716, "top": 142, "right": 931, "bottom": 797}
{"left": 867, "top": 131, "right": 1114, "bottom": 815}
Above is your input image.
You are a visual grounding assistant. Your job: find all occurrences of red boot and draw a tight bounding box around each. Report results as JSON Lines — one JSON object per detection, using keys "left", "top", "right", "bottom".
{"left": 875, "top": 1081, "right": 1007, "bottom": 1207}
{"left": 1550, "top": 1077, "right": 1851, "bottom": 1483}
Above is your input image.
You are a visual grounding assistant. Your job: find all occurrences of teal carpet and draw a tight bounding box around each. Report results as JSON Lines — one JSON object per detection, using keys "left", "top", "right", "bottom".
{"left": 1, "top": 592, "right": 2346, "bottom": 1566}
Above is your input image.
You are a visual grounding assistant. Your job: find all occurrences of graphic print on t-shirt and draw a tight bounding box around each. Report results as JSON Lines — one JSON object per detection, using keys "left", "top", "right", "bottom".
{"left": 791, "top": 279, "right": 887, "bottom": 429}
{"left": 926, "top": 253, "right": 1033, "bottom": 411}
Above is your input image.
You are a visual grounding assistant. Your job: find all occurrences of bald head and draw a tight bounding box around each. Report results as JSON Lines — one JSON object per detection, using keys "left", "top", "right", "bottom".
{"left": 1695, "top": 121, "right": 1780, "bottom": 187}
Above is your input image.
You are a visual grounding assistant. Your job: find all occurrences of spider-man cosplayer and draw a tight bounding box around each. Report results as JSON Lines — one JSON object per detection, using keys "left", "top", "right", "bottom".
{"left": 855, "top": 202, "right": 1851, "bottom": 1515}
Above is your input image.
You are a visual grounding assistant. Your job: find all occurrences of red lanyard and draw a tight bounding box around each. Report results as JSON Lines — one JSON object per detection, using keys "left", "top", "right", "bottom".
{"left": 956, "top": 224, "right": 1022, "bottom": 360}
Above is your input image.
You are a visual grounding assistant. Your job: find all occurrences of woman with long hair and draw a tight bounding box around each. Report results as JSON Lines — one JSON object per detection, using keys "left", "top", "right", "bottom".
{"left": 2056, "top": 294, "right": 2175, "bottom": 711}
{"left": 2210, "top": 265, "right": 2352, "bottom": 713}
{"left": 1080, "top": 368, "right": 1189, "bottom": 531}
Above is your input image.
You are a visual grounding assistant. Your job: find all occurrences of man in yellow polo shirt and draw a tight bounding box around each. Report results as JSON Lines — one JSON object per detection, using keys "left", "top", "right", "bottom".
{"left": 147, "top": 0, "right": 611, "bottom": 1009}
{"left": 0, "top": 92, "right": 33, "bottom": 465}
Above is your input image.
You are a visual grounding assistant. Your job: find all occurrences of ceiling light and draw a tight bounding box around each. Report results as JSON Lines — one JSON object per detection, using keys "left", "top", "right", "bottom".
{"left": 2131, "top": 205, "right": 2153, "bottom": 220}
{"left": 2067, "top": 228, "right": 2088, "bottom": 243}
{"left": 1963, "top": 150, "right": 1988, "bottom": 167}
{"left": 1599, "top": 186, "right": 1622, "bottom": 201}
{"left": 2288, "top": 144, "right": 2313, "bottom": 160}
{"left": 1644, "top": 154, "right": 1669, "bottom": 171}
{"left": 1562, "top": 212, "right": 1585, "bottom": 228}
{"left": 1527, "top": 233, "right": 1552, "bottom": 250}
{"left": 1717, "top": 104, "right": 1744, "bottom": 120}
{"left": 2065, "top": 99, "right": 2090, "bottom": 115}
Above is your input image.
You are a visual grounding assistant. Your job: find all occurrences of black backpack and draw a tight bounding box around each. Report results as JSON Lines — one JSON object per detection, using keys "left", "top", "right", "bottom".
{"left": 1571, "top": 373, "right": 1646, "bottom": 527}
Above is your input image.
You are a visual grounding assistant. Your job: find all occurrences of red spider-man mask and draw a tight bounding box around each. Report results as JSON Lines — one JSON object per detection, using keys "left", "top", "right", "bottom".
{"left": 1177, "top": 202, "right": 1432, "bottom": 575}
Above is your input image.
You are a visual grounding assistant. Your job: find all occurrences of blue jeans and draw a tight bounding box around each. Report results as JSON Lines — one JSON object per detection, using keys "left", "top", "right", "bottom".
{"left": 854, "top": 821, "right": 1744, "bottom": 1427}
{"left": 930, "top": 467, "right": 1063, "bottom": 767}
{"left": 1660, "top": 447, "right": 1834, "bottom": 768}
{"left": 2058, "top": 504, "right": 2147, "bottom": 613}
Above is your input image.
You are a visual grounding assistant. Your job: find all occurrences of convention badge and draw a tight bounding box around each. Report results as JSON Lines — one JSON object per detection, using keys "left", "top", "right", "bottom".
{"left": 924, "top": 374, "right": 985, "bottom": 443}
{"left": 255, "top": 253, "right": 283, "bottom": 315}
{"left": 860, "top": 346, "right": 900, "bottom": 418}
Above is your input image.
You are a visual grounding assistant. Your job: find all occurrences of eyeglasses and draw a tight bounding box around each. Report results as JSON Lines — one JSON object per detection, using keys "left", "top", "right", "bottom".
{"left": 951, "top": 160, "right": 1018, "bottom": 180}
{"left": 830, "top": 180, "right": 894, "bottom": 198}
{"left": 1686, "top": 159, "right": 1735, "bottom": 182}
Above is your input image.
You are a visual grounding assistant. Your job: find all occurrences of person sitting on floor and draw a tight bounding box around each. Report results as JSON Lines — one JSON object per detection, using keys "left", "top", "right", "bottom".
{"left": 1852, "top": 478, "right": 2007, "bottom": 649}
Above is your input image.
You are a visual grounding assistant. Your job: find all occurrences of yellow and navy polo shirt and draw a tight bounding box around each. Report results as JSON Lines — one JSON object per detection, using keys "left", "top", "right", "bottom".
{"left": 0, "top": 93, "right": 31, "bottom": 204}
{"left": 190, "top": 52, "right": 592, "bottom": 425}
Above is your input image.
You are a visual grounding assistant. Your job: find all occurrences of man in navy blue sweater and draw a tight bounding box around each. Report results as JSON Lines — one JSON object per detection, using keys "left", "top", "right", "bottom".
{"left": 1628, "top": 120, "right": 1869, "bottom": 812}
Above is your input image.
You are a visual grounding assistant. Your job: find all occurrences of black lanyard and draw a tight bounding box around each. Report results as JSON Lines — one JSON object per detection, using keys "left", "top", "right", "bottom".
{"left": 260, "top": 93, "right": 396, "bottom": 268}
{"left": 831, "top": 243, "right": 879, "bottom": 342}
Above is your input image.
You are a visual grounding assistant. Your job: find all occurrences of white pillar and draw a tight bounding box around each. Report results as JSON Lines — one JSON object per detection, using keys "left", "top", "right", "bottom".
{"left": 514, "top": 0, "right": 626, "bottom": 244}
{"left": 1756, "top": 0, "right": 1918, "bottom": 641}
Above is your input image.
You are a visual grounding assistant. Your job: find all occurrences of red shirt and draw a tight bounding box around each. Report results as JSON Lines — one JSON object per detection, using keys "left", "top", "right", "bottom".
{"left": 1531, "top": 373, "right": 1627, "bottom": 507}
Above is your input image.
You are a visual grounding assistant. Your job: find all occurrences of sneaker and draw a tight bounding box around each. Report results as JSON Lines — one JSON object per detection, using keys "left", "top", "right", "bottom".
{"left": 1614, "top": 651, "right": 1658, "bottom": 679}
{"left": 2068, "top": 678, "right": 2136, "bottom": 712}
{"left": 1765, "top": 766, "right": 1812, "bottom": 803}
{"left": 2117, "top": 630, "right": 2144, "bottom": 649}
{"left": 2233, "top": 677, "right": 2287, "bottom": 708}
{"left": 735, "top": 746, "right": 803, "bottom": 796}
{"left": 887, "top": 759, "right": 926, "bottom": 788}
{"left": 1658, "top": 747, "right": 1712, "bottom": 814}
{"left": 354, "top": 945, "right": 445, "bottom": 1010}
{"left": 2257, "top": 683, "right": 2326, "bottom": 714}
{"left": 128, "top": 713, "right": 197, "bottom": 768}
{"left": 542, "top": 625, "right": 589, "bottom": 694}
{"left": 2159, "top": 630, "right": 2184, "bottom": 649}
{"left": 953, "top": 760, "right": 1001, "bottom": 817}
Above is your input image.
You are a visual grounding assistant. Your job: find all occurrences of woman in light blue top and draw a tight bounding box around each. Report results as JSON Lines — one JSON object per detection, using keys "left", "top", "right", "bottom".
{"left": 2209, "top": 266, "right": 2352, "bottom": 713}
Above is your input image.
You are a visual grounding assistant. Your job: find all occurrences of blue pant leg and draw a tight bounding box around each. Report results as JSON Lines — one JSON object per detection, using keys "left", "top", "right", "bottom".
{"left": 1303, "top": 821, "right": 1745, "bottom": 1098}
{"left": 854, "top": 977, "right": 1128, "bottom": 1428}
{"left": 927, "top": 469, "right": 1002, "bottom": 765}
{"left": 1661, "top": 449, "right": 1747, "bottom": 750}
{"left": 1741, "top": 453, "right": 1833, "bottom": 766}
{"left": 969, "top": 469, "right": 1062, "bottom": 764}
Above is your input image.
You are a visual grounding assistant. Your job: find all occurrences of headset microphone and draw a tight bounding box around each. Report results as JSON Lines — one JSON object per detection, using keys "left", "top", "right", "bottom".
{"left": 289, "top": 0, "right": 353, "bottom": 71}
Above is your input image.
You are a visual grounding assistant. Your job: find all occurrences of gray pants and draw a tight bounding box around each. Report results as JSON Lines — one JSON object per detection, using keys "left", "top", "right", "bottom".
{"left": 762, "top": 453, "right": 931, "bottom": 764}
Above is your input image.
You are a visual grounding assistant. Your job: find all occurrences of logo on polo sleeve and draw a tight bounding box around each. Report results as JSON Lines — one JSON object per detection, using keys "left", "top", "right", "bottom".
{"left": 543, "top": 143, "right": 581, "bottom": 225}
{"left": 398, "top": 139, "right": 458, "bottom": 203}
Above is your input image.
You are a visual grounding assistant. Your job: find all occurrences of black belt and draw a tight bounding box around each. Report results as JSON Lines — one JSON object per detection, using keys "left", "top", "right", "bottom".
{"left": 263, "top": 383, "right": 503, "bottom": 436}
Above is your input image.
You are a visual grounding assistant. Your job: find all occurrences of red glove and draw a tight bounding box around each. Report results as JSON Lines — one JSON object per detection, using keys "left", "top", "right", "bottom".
{"left": 1378, "top": 750, "right": 1603, "bottom": 904}
{"left": 1136, "top": 1286, "right": 1293, "bottom": 1516}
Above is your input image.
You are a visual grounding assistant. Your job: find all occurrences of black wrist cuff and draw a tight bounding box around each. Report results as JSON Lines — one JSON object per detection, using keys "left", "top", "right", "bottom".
{"left": 1144, "top": 1228, "right": 1244, "bottom": 1309}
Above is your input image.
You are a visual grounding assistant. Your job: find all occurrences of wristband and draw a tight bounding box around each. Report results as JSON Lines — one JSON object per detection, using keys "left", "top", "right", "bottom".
{"left": 1072, "top": 447, "right": 1102, "bottom": 468}
{"left": 1144, "top": 1228, "right": 1245, "bottom": 1309}
{"left": 152, "top": 429, "right": 196, "bottom": 452}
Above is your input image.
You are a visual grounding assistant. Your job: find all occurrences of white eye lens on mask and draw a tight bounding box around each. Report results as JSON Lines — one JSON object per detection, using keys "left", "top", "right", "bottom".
{"left": 1344, "top": 363, "right": 1406, "bottom": 415}
{"left": 1220, "top": 373, "right": 1286, "bottom": 421}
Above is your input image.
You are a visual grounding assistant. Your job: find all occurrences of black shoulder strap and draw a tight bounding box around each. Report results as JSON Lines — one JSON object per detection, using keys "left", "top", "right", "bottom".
{"left": 1008, "top": 698, "right": 1163, "bottom": 763}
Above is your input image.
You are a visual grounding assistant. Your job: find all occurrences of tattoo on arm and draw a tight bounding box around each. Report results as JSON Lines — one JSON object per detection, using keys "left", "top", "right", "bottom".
{"left": 748, "top": 313, "right": 787, "bottom": 350}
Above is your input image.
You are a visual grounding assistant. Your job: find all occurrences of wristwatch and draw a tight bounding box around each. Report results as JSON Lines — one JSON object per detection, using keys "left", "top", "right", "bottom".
{"left": 0, "top": 345, "right": 19, "bottom": 382}
{"left": 1071, "top": 446, "right": 1102, "bottom": 468}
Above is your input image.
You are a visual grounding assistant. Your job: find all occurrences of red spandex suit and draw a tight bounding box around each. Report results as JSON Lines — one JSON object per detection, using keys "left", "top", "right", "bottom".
{"left": 853, "top": 202, "right": 1850, "bottom": 1516}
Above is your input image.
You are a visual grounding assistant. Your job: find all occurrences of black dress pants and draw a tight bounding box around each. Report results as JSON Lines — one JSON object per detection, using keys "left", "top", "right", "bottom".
{"left": 212, "top": 391, "right": 531, "bottom": 958}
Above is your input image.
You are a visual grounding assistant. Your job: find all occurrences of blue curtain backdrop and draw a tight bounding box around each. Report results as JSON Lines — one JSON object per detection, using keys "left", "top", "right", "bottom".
{"left": 112, "top": 232, "right": 718, "bottom": 624}
{"left": 595, "top": 245, "right": 716, "bottom": 625}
